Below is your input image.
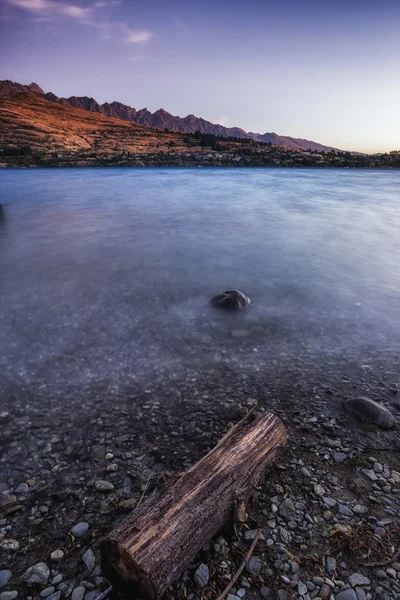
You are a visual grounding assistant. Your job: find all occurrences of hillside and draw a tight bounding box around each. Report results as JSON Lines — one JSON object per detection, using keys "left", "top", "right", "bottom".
{"left": 0, "top": 92, "right": 190, "bottom": 156}
{"left": 1, "top": 92, "right": 398, "bottom": 169}
{"left": 0, "top": 79, "right": 339, "bottom": 152}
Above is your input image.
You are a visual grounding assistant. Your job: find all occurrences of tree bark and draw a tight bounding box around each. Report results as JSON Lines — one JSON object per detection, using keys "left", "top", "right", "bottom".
{"left": 101, "top": 411, "right": 287, "bottom": 599}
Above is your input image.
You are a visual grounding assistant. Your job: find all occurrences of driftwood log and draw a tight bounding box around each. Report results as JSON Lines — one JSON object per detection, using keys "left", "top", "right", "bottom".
{"left": 101, "top": 411, "right": 287, "bottom": 599}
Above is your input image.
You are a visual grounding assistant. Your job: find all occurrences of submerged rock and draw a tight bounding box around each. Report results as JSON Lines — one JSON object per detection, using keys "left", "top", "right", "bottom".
{"left": 211, "top": 290, "right": 251, "bottom": 309}
{"left": 343, "top": 396, "right": 395, "bottom": 428}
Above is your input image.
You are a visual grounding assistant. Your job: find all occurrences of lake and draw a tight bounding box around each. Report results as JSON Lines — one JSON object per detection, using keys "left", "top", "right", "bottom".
{"left": 1, "top": 167, "right": 400, "bottom": 397}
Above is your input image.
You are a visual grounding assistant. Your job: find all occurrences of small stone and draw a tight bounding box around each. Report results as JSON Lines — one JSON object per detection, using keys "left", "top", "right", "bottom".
{"left": 84, "top": 592, "right": 99, "bottom": 600}
{"left": 194, "top": 564, "right": 209, "bottom": 588}
{"left": 71, "top": 587, "right": 85, "bottom": 600}
{"left": 247, "top": 556, "right": 262, "bottom": 574}
{"left": 336, "top": 590, "right": 357, "bottom": 600}
{"left": 0, "top": 572, "right": 12, "bottom": 589}
{"left": 21, "top": 563, "right": 50, "bottom": 584}
{"left": 279, "top": 498, "right": 296, "bottom": 520}
{"left": 373, "top": 463, "right": 383, "bottom": 473}
{"left": 94, "top": 480, "right": 114, "bottom": 492}
{"left": 47, "top": 593, "right": 61, "bottom": 600}
{"left": 352, "top": 505, "right": 368, "bottom": 515}
{"left": 50, "top": 550, "right": 64, "bottom": 562}
{"left": 312, "top": 577, "right": 324, "bottom": 586}
{"left": 386, "top": 567, "right": 396, "bottom": 579}
{"left": 40, "top": 588, "right": 55, "bottom": 598}
{"left": 323, "top": 498, "right": 336, "bottom": 508}
{"left": 236, "top": 589, "right": 246, "bottom": 598}
{"left": 306, "top": 582, "right": 315, "bottom": 592}
{"left": 313, "top": 484, "right": 325, "bottom": 496}
{"left": 291, "top": 562, "right": 300, "bottom": 574}
{"left": 337, "top": 504, "right": 353, "bottom": 517}
{"left": 244, "top": 529, "right": 260, "bottom": 540}
{"left": 319, "top": 584, "right": 331, "bottom": 600}
{"left": 71, "top": 523, "right": 89, "bottom": 537}
{"left": 0, "top": 593, "right": 18, "bottom": 600}
{"left": 376, "top": 570, "right": 387, "bottom": 579}
{"left": 82, "top": 549, "right": 96, "bottom": 573}
{"left": 362, "top": 469, "right": 378, "bottom": 481}
{"left": 326, "top": 557, "right": 336, "bottom": 575}
{"left": 0, "top": 539, "right": 20, "bottom": 552}
{"left": 280, "top": 527, "right": 290, "bottom": 543}
{"left": 51, "top": 575, "right": 63, "bottom": 585}
{"left": 227, "top": 595, "right": 240, "bottom": 600}
{"left": 15, "top": 483, "right": 29, "bottom": 494}
{"left": 298, "top": 582, "right": 308, "bottom": 596}
{"left": 260, "top": 587, "right": 269, "bottom": 597}
{"left": 119, "top": 498, "right": 136, "bottom": 509}
{"left": 349, "top": 574, "right": 371, "bottom": 587}
{"left": 333, "top": 453, "right": 347, "bottom": 463}
{"left": 0, "top": 411, "right": 10, "bottom": 424}
{"left": 301, "top": 467, "right": 311, "bottom": 478}
{"left": 277, "top": 591, "right": 289, "bottom": 600}
{"left": 355, "top": 587, "right": 366, "bottom": 600}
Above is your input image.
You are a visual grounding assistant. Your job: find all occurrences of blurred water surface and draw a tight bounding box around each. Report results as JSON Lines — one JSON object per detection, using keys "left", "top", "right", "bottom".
{"left": 0, "top": 167, "right": 399, "bottom": 390}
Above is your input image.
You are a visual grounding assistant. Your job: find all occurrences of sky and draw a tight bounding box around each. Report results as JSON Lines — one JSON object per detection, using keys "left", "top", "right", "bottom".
{"left": 0, "top": 0, "right": 399, "bottom": 153}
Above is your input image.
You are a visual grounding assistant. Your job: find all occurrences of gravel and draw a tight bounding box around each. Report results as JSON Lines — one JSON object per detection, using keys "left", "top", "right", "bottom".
{"left": 336, "top": 590, "right": 358, "bottom": 600}
{"left": 71, "top": 523, "right": 90, "bottom": 538}
{"left": 82, "top": 549, "right": 96, "bottom": 573}
{"left": 348, "top": 574, "right": 371, "bottom": 587}
{"left": 0, "top": 572, "right": 12, "bottom": 589}
{"left": 0, "top": 593, "right": 18, "bottom": 600}
{"left": 194, "top": 564, "right": 209, "bottom": 588}
{"left": 246, "top": 556, "right": 262, "bottom": 574}
{"left": 50, "top": 550, "right": 64, "bottom": 562}
{"left": 21, "top": 563, "right": 50, "bottom": 584}
{"left": 71, "top": 587, "right": 86, "bottom": 600}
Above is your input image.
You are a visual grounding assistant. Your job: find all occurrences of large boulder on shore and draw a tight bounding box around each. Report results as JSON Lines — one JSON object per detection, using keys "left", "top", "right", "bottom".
{"left": 211, "top": 289, "right": 251, "bottom": 309}
{"left": 343, "top": 396, "right": 395, "bottom": 429}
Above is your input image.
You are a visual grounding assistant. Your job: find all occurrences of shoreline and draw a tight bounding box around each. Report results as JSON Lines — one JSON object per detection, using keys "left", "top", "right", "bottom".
{"left": 1, "top": 163, "right": 400, "bottom": 170}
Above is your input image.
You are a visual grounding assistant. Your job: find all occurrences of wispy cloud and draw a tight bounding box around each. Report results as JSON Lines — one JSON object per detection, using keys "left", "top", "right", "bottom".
{"left": 7, "top": 0, "right": 92, "bottom": 21}
{"left": 93, "top": 0, "right": 120, "bottom": 6}
{"left": 124, "top": 27, "right": 152, "bottom": 44}
{"left": 6, "top": 0, "right": 154, "bottom": 46}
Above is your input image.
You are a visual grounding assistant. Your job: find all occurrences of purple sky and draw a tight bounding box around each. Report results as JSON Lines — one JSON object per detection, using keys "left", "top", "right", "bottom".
{"left": 1, "top": 0, "right": 399, "bottom": 152}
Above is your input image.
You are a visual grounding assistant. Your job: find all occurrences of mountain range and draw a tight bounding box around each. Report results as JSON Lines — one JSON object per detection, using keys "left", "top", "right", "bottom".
{"left": 0, "top": 79, "right": 339, "bottom": 152}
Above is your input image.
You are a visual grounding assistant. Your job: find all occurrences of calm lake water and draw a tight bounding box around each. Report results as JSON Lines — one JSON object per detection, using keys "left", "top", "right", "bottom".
{"left": 1, "top": 167, "right": 399, "bottom": 393}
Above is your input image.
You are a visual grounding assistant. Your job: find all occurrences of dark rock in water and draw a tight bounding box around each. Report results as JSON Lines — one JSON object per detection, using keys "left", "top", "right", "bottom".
{"left": 343, "top": 396, "right": 395, "bottom": 429}
{"left": 211, "top": 290, "right": 251, "bottom": 309}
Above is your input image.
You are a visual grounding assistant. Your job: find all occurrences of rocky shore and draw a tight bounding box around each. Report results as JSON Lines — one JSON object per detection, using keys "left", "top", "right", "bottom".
{"left": 1, "top": 362, "right": 399, "bottom": 600}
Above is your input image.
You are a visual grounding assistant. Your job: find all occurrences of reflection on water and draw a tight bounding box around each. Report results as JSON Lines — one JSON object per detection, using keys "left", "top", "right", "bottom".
{"left": 0, "top": 167, "right": 399, "bottom": 391}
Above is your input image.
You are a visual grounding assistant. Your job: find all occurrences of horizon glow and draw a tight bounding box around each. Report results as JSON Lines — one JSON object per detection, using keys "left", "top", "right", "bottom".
{"left": 0, "top": 0, "right": 399, "bottom": 153}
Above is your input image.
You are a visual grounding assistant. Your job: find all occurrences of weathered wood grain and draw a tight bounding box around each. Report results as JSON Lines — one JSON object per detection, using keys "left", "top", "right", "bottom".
{"left": 101, "top": 411, "right": 287, "bottom": 599}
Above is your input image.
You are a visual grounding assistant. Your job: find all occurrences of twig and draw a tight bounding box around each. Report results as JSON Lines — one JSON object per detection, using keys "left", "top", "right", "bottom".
{"left": 216, "top": 530, "right": 260, "bottom": 600}
{"left": 135, "top": 474, "right": 152, "bottom": 513}
{"left": 94, "top": 586, "right": 113, "bottom": 600}
{"left": 363, "top": 549, "right": 400, "bottom": 568}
